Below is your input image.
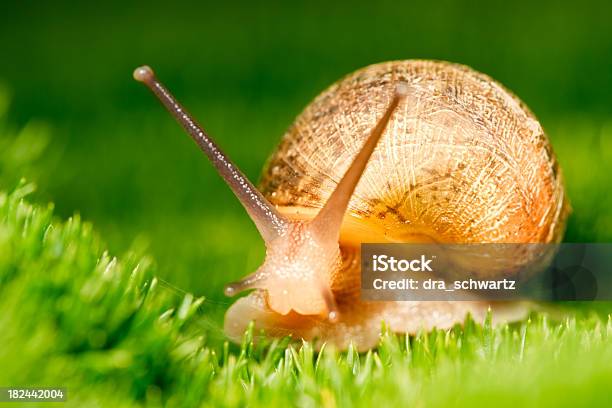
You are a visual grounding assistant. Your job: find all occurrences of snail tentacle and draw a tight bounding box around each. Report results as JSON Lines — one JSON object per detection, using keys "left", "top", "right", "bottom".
{"left": 134, "top": 66, "right": 287, "bottom": 242}
{"left": 318, "top": 279, "right": 340, "bottom": 322}
{"left": 224, "top": 269, "right": 266, "bottom": 297}
{"left": 311, "top": 84, "right": 408, "bottom": 243}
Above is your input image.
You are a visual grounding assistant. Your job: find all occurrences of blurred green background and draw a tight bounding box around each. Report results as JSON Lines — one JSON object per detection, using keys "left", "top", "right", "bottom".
{"left": 1, "top": 0, "right": 611, "bottom": 314}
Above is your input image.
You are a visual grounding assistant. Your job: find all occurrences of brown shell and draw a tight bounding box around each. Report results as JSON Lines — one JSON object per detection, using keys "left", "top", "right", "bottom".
{"left": 260, "top": 60, "right": 568, "bottom": 247}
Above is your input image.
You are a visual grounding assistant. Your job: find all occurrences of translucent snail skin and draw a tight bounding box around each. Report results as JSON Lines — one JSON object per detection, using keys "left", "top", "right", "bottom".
{"left": 134, "top": 61, "right": 568, "bottom": 350}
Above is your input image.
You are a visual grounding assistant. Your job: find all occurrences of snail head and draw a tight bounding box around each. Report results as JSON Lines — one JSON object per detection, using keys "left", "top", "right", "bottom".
{"left": 134, "top": 65, "right": 406, "bottom": 321}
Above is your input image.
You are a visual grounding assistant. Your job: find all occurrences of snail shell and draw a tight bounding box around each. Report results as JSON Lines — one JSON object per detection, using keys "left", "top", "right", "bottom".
{"left": 261, "top": 60, "right": 567, "bottom": 245}
{"left": 225, "top": 60, "right": 568, "bottom": 350}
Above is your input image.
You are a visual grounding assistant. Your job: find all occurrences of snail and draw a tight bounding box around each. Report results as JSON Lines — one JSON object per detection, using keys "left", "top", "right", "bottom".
{"left": 134, "top": 60, "right": 568, "bottom": 350}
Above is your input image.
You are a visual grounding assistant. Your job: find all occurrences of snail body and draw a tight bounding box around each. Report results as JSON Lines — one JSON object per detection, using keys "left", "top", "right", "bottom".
{"left": 135, "top": 60, "right": 568, "bottom": 350}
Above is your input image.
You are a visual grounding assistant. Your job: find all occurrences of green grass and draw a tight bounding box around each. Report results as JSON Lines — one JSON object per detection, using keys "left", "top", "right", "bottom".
{"left": 1, "top": 183, "right": 611, "bottom": 407}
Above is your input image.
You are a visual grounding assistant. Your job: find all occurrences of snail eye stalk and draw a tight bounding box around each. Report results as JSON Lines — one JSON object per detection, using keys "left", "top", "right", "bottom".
{"left": 134, "top": 66, "right": 287, "bottom": 243}
{"left": 311, "top": 84, "right": 408, "bottom": 242}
